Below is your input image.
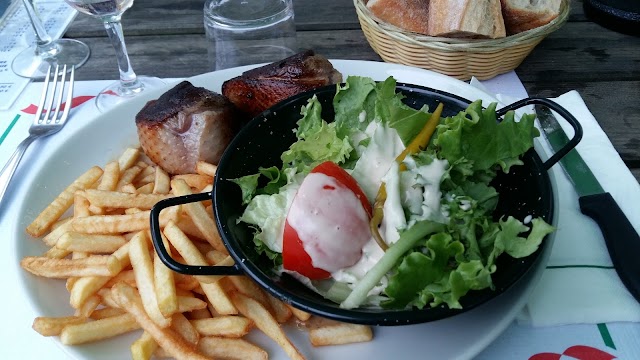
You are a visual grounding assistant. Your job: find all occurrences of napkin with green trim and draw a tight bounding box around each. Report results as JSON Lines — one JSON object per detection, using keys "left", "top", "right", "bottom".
{"left": 473, "top": 74, "right": 640, "bottom": 327}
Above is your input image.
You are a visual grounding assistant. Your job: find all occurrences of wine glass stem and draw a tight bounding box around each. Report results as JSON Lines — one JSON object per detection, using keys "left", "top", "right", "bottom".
{"left": 103, "top": 20, "right": 140, "bottom": 93}
{"left": 21, "top": 0, "right": 55, "bottom": 53}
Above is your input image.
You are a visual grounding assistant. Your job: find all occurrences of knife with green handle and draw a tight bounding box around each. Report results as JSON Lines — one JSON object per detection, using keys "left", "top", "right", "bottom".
{"left": 536, "top": 104, "right": 640, "bottom": 304}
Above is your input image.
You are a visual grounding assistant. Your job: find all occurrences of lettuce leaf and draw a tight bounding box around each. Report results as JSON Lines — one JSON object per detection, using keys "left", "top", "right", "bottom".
{"left": 434, "top": 101, "right": 539, "bottom": 172}
{"left": 281, "top": 96, "right": 353, "bottom": 173}
{"left": 334, "top": 76, "right": 431, "bottom": 146}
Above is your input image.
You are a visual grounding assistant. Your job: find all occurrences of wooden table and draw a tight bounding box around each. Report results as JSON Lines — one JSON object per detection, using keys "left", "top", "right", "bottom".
{"left": 64, "top": 0, "right": 640, "bottom": 181}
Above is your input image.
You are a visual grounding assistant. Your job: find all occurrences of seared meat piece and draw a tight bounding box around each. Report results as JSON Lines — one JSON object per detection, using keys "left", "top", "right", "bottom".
{"left": 136, "top": 81, "right": 245, "bottom": 175}
{"left": 222, "top": 50, "right": 343, "bottom": 118}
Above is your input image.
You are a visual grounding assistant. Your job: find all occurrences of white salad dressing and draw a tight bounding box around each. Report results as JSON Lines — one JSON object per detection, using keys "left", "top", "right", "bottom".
{"left": 287, "top": 173, "right": 371, "bottom": 272}
{"left": 349, "top": 121, "right": 405, "bottom": 202}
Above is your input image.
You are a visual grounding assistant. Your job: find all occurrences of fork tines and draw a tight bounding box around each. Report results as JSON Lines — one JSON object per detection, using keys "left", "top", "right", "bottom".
{"left": 35, "top": 64, "right": 76, "bottom": 125}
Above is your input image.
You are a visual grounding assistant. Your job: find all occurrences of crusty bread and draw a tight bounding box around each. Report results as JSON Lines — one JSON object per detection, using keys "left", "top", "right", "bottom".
{"left": 500, "top": 0, "right": 562, "bottom": 35}
{"left": 366, "top": 0, "right": 431, "bottom": 35}
{"left": 427, "top": 0, "right": 506, "bottom": 38}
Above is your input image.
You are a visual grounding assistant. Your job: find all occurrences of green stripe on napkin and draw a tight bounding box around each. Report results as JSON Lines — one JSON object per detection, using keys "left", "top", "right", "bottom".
{"left": 597, "top": 323, "right": 616, "bottom": 349}
{"left": 0, "top": 114, "right": 21, "bottom": 146}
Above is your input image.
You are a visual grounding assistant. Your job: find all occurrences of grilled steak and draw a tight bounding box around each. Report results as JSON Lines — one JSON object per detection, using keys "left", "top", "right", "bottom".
{"left": 222, "top": 50, "right": 343, "bottom": 118}
{"left": 135, "top": 81, "right": 245, "bottom": 175}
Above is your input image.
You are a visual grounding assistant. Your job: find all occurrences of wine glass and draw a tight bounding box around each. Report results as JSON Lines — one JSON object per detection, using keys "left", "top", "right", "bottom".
{"left": 64, "top": 0, "right": 165, "bottom": 112}
{"left": 12, "top": 0, "right": 90, "bottom": 79}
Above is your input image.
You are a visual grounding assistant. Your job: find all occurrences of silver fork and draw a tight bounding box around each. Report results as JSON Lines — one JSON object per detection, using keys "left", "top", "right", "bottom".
{"left": 0, "top": 64, "right": 75, "bottom": 207}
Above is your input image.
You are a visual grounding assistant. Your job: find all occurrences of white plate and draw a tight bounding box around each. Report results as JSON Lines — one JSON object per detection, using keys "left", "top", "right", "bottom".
{"left": 3, "top": 60, "right": 557, "bottom": 359}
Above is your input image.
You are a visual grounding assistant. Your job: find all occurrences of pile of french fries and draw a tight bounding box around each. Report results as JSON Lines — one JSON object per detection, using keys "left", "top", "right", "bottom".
{"left": 20, "top": 147, "right": 373, "bottom": 360}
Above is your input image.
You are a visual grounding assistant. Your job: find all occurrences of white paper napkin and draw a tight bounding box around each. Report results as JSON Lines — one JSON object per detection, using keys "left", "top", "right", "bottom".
{"left": 474, "top": 74, "right": 640, "bottom": 327}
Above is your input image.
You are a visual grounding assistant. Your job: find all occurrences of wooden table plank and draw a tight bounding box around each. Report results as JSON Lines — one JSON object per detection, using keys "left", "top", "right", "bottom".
{"left": 64, "top": 0, "right": 363, "bottom": 38}
{"left": 62, "top": 0, "right": 640, "bottom": 182}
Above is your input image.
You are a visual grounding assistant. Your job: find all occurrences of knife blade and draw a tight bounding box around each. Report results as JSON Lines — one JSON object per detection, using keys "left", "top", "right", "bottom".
{"left": 536, "top": 104, "right": 640, "bottom": 303}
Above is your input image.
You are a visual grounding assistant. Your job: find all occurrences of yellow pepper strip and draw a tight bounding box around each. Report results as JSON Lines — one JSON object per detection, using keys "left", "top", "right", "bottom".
{"left": 369, "top": 103, "right": 444, "bottom": 251}
{"left": 397, "top": 102, "right": 444, "bottom": 171}
{"left": 370, "top": 183, "right": 388, "bottom": 251}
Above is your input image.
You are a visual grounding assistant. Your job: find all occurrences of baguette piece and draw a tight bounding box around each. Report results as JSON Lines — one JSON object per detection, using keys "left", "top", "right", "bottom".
{"left": 366, "top": 0, "right": 431, "bottom": 35}
{"left": 500, "top": 0, "right": 562, "bottom": 35}
{"left": 428, "top": 0, "right": 506, "bottom": 38}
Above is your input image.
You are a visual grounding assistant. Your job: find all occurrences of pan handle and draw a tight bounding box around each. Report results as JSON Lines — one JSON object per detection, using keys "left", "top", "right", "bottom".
{"left": 150, "top": 192, "right": 244, "bottom": 276}
{"left": 495, "top": 97, "right": 583, "bottom": 170}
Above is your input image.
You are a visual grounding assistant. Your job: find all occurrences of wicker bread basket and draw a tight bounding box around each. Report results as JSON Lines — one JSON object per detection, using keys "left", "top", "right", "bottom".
{"left": 355, "top": 0, "right": 570, "bottom": 80}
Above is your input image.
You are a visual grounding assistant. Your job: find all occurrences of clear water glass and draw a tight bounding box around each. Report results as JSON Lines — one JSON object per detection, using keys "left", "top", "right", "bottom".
{"left": 64, "top": 0, "right": 165, "bottom": 112}
{"left": 12, "top": 0, "right": 90, "bottom": 79}
{"left": 204, "top": 0, "right": 297, "bottom": 70}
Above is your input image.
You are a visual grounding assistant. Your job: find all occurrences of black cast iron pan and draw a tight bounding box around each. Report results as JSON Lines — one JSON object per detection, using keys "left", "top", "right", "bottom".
{"left": 150, "top": 83, "right": 581, "bottom": 326}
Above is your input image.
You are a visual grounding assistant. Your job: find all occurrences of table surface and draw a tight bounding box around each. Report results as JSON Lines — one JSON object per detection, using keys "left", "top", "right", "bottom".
{"left": 62, "top": 0, "right": 640, "bottom": 182}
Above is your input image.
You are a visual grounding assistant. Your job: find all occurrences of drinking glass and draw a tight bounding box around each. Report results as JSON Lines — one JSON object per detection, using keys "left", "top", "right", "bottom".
{"left": 12, "top": 0, "right": 90, "bottom": 79}
{"left": 64, "top": 0, "right": 165, "bottom": 112}
{"left": 204, "top": 0, "right": 297, "bottom": 70}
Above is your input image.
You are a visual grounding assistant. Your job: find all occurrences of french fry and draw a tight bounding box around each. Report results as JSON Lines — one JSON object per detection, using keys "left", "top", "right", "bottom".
{"left": 104, "top": 270, "right": 136, "bottom": 288}
{"left": 190, "top": 316, "right": 252, "bottom": 337}
{"left": 204, "top": 249, "right": 229, "bottom": 265}
{"left": 97, "top": 161, "right": 120, "bottom": 191}
{"left": 174, "top": 273, "right": 200, "bottom": 292}
{"left": 231, "top": 292, "right": 306, "bottom": 360}
{"left": 117, "top": 164, "right": 145, "bottom": 190}
{"left": 69, "top": 242, "right": 130, "bottom": 308}
{"left": 27, "top": 166, "right": 103, "bottom": 237}
{"left": 56, "top": 232, "right": 126, "bottom": 253}
{"left": 266, "top": 294, "right": 293, "bottom": 323}
{"left": 118, "top": 147, "right": 140, "bottom": 171}
{"left": 136, "top": 182, "right": 155, "bottom": 194}
{"left": 135, "top": 164, "right": 156, "bottom": 183}
{"left": 198, "top": 337, "right": 268, "bottom": 360}
{"left": 97, "top": 288, "right": 120, "bottom": 309}
{"left": 51, "top": 217, "right": 72, "bottom": 231}
{"left": 172, "top": 174, "right": 213, "bottom": 190}
{"left": 186, "top": 308, "right": 211, "bottom": 320}
{"left": 131, "top": 331, "right": 158, "bottom": 360}
{"left": 74, "top": 193, "right": 91, "bottom": 218}
{"left": 171, "top": 179, "right": 225, "bottom": 252}
{"left": 90, "top": 307, "right": 126, "bottom": 320}
{"left": 154, "top": 234, "right": 178, "bottom": 318}
{"left": 43, "top": 246, "right": 71, "bottom": 259}
{"left": 163, "top": 222, "right": 237, "bottom": 315}
{"left": 195, "top": 161, "right": 217, "bottom": 178}
{"left": 121, "top": 183, "right": 138, "bottom": 194}
{"left": 84, "top": 189, "right": 172, "bottom": 210}
{"left": 163, "top": 222, "right": 217, "bottom": 282}
{"left": 171, "top": 313, "right": 199, "bottom": 345}
{"left": 129, "top": 231, "right": 171, "bottom": 328}
{"left": 308, "top": 322, "right": 373, "bottom": 346}
{"left": 21, "top": 256, "right": 115, "bottom": 278}
{"left": 175, "top": 214, "right": 207, "bottom": 241}
{"left": 287, "top": 304, "right": 312, "bottom": 322}
{"left": 59, "top": 313, "right": 140, "bottom": 345}
{"left": 74, "top": 294, "right": 102, "bottom": 318}
{"left": 228, "top": 276, "right": 272, "bottom": 312}
{"left": 70, "top": 205, "right": 179, "bottom": 234}
{"left": 42, "top": 219, "right": 73, "bottom": 246}
{"left": 153, "top": 166, "right": 171, "bottom": 194}
{"left": 111, "top": 282, "right": 210, "bottom": 360}
{"left": 177, "top": 296, "right": 208, "bottom": 312}
{"left": 32, "top": 316, "right": 85, "bottom": 336}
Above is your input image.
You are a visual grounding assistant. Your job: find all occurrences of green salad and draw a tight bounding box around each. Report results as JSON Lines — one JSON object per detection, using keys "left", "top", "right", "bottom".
{"left": 232, "top": 75, "right": 554, "bottom": 310}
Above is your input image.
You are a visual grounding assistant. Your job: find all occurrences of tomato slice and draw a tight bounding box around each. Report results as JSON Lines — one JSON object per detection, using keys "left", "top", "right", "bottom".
{"left": 283, "top": 161, "right": 372, "bottom": 280}
{"left": 283, "top": 221, "right": 332, "bottom": 279}
{"left": 310, "top": 161, "right": 372, "bottom": 217}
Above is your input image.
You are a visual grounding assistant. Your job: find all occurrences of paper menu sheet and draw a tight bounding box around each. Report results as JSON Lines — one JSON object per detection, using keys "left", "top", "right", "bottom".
{"left": 0, "top": 0, "right": 78, "bottom": 110}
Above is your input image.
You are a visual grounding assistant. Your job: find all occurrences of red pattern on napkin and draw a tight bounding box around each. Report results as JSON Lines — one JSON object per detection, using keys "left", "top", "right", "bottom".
{"left": 530, "top": 345, "right": 616, "bottom": 360}
{"left": 20, "top": 95, "right": 95, "bottom": 114}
